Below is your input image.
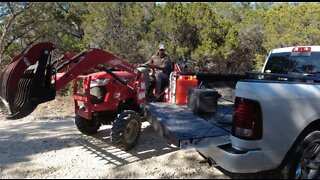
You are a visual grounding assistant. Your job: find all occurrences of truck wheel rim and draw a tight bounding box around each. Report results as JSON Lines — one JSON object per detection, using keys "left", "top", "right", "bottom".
{"left": 124, "top": 119, "right": 139, "bottom": 144}
{"left": 295, "top": 142, "right": 320, "bottom": 179}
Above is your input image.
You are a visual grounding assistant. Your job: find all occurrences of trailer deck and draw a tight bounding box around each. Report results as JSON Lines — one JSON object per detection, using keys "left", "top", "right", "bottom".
{"left": 144, "top": 101, "right": 233, "bottom": 149}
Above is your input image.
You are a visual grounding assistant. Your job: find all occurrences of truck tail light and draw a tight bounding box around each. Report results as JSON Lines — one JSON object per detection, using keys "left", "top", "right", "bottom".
{"left": 232, "top": 97, "right": 262, "bottom": 140}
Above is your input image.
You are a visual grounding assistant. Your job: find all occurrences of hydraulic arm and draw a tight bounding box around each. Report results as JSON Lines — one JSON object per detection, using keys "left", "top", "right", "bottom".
{"left": 0, "top": 42, "right": 145, "bottom": 119}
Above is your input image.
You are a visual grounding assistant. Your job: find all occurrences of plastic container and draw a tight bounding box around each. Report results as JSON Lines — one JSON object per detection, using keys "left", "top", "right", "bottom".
{"left": 175, "top": 75, "right": 198, "bottom": 105}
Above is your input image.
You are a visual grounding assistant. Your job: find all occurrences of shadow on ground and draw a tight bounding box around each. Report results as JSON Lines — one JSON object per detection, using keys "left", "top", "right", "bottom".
{"left": 77, "top": 121, "right": 179, "bottom": 167}
{"left": 0, "top": 116, "right": 178, "bottom": 170}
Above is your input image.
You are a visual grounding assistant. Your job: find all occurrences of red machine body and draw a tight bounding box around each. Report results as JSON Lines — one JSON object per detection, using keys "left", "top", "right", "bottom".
{"left": 73, "top": 71, "right": 141, "bottom": 120}
{"left": 0, "top": 42, "right": 198, "bottom": 151}
{"left": 0, "top": 42, "right": 146, "bottom": 120}
{"left": 0, "top": 41, "right": 191, "bottom": 121}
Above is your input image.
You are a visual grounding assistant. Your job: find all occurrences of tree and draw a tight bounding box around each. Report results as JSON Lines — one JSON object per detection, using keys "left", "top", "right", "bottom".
{"left": 264, "top": 3, "right": 320, "bottom": 51}
{"left": 146, "top": 2, "right": 197, "bottom": 62}
{"left": 83, "top": 2, "right": 154, "bottom": 65}
{"left": 53, "top": 2, "right": 88, "bottom": 54}
{"left": 0, "top": 2, "right": 89, "bottom": 70}
{"left": 0, "top": 2, "right": 33, "bottom": 68}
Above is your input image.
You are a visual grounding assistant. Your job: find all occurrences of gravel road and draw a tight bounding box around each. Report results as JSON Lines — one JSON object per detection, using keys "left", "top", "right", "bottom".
{"left": 0, "top": 96, "right": 231, "bottom": 179}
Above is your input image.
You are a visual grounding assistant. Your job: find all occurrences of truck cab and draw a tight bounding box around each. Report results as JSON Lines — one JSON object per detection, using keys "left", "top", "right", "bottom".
{"left": 262, "top": 46, "right": 320, "bottom": 75}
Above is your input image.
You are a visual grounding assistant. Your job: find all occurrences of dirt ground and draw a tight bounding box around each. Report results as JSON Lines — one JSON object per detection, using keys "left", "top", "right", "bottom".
{"left": 0, "top": 96, "right": 231, "bottom": 179}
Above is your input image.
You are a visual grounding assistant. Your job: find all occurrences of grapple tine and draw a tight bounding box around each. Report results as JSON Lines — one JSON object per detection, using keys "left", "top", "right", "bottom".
{"left": 7, "top": 68, "right": 36, "bottom": 119}
{"left": 0, "top": 42, "right": 55, "bottom": 119}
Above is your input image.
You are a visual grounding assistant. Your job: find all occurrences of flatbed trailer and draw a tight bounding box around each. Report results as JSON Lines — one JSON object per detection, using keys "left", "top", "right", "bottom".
{"left": 143, "top": 73, "right": 243, "bottom": 149}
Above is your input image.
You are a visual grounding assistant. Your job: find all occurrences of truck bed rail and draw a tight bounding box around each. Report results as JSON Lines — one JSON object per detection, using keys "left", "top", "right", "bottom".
{"left": 246, "top": 71, "right": 320, "bottom": 83}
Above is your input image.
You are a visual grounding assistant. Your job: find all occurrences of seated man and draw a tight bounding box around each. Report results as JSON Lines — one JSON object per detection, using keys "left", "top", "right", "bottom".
{"left": 139, "top": 44, "right": 173, "bottom": 100}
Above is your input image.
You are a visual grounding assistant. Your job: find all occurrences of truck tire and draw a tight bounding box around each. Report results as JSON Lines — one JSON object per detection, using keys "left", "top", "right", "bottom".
{"left": 111, "top": 110, "right": 141, "bottom": 151}
{"left": 281, "top": 130, "right": 320, "bottom": 179}
{"left": 75, "top": 115, "right": 101, "bottom": 135}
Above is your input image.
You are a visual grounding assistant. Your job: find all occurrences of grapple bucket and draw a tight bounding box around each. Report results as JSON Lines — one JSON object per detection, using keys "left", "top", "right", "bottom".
{"left": 0, "top": 42, "right": 56, "bottom": 119}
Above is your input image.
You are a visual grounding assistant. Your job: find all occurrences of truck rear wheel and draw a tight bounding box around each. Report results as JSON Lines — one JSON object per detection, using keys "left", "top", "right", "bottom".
{"left": 75, "top": 115, "right": 101, "bottom": 135}
{"left": 111, "top": 110, "right": 141, "bottom": 151}
{"left": 281, "top": 130, "right": 320, "bottom": 179}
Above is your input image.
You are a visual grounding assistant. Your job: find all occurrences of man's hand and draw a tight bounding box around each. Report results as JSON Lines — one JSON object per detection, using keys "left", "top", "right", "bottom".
{"left": 149, "top": 63, "right": 155, "bottom": 68}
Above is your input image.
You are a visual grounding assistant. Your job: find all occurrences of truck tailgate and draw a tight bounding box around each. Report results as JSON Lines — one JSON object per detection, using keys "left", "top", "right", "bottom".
{"left": 144, "top": 102, "right": 233, "bottom": 149}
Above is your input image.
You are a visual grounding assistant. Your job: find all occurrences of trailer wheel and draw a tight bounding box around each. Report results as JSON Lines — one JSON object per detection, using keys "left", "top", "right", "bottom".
{"left": 111, "top": 110, "right": 141, "bottom": 151}
{"left": 281, "top": 130, "right": 320, "bottom": 179}
{"left": 75, "top": 115, "right": 101, "bottom": 135}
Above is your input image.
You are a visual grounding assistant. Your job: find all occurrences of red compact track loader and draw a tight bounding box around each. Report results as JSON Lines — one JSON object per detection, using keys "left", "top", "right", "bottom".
{"left": 0, "top": 42, "right": 148, "bottom": 150}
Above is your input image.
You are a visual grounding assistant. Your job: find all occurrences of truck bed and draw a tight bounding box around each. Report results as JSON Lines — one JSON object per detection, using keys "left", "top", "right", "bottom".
{"left": 144, "top": 100, "right": 233, "bottom": 149}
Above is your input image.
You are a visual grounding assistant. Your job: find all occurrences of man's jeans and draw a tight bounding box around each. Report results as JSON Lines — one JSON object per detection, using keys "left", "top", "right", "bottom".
{"left": 155, "top": 72, "right": 169, "bottom": 97}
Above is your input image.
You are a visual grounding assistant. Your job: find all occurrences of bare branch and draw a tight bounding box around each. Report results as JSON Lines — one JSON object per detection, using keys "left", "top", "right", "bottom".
{"left": 0, "top": 2, "right": 34, "bottom": 63}
{"left": 6, "top": 2, "right": 13, "bottom": 15}
{"left": 57, "top": 2, "right": 66, "bottom": 12}
{"left": 0, "top": 27, "right": 37, "bottom": 57}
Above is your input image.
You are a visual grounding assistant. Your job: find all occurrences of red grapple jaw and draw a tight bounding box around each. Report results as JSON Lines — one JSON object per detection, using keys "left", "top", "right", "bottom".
{"left": 0, "top": 42, "right": 55, "bottom": 119}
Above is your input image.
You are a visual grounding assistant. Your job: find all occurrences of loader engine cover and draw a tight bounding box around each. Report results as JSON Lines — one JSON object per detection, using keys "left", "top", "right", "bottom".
{"left": 90, "top": 85, "right": 107, "bottom": 104}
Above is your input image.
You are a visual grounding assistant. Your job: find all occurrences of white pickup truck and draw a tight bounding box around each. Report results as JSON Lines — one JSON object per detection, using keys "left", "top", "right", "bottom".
{"left": 144, "top": 46, "right": 320, "bottom": 178}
